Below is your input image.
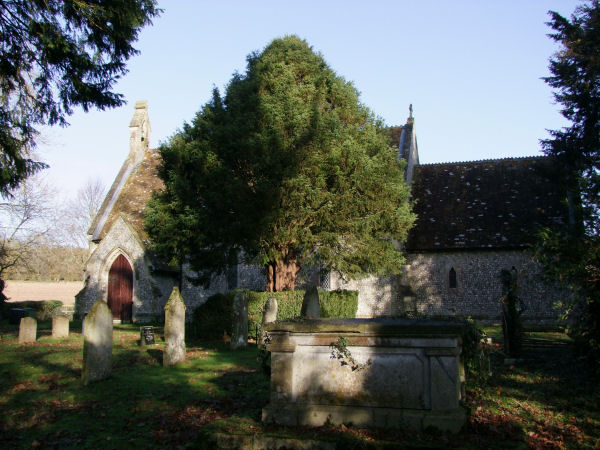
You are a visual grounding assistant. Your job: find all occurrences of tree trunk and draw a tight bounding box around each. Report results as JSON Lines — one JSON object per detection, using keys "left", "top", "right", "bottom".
{"left": 266, "top": 257, "right": 300, "bottom": 292}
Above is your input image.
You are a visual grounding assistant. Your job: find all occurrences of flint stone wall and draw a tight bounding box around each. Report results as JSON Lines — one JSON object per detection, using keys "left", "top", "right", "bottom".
{"left": 330, "top": 249, "right": 564, "bottom": 323}
{"left": 262, "top": 318, "right": 467, "bottom": 432}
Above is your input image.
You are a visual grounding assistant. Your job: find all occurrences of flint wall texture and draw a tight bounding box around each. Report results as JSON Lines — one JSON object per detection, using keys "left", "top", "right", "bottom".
{"left": 332, "top": 250, "right": 565, "bottom": 323}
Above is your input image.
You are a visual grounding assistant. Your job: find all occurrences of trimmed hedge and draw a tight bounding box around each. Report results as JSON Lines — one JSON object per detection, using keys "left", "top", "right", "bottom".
{"left": 189, "top": 289, "right": 359, "bottom": 340}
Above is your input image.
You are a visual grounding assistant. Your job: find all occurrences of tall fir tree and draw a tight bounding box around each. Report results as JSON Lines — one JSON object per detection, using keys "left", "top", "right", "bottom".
{"left": 0, "top": 0, "right": 160, "bottom": 196}
{"left": 145, "top": 36, "right": 415, "bottom": 291}
{"left": 538, "top": 1, "right": 600, "bottom": 371}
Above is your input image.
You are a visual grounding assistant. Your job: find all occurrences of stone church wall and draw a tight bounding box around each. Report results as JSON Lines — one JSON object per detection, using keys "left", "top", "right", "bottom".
{"left": 76, "top": 217, "right": 230, "bottom": 323}
{"left": 399, "top": 249, "right": 565, "bottom": 323}
{"left": 75, "top": 217, "right": 174, "bottom": 322}
{"left": 329, "top": 249, "right": 564, "bottom": 323}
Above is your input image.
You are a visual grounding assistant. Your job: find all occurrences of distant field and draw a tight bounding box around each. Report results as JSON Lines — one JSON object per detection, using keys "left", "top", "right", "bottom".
{"left": 4, "top": 281, "right": 82, "bottom": 305}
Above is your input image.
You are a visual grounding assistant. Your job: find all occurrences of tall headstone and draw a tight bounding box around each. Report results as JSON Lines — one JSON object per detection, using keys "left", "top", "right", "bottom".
{"left": 82, "top": 301, "right": 113, "bottom": 385}
{"left": 231, "top": 291, "right": 248, "bottom": 349}
{"left": 52, "top": 315, "right": 69, "bottom": 338}
{"left": 260, "top": 296, "right": 278, "bottom": 347}
{"left": 18, "top": 317, "right": 37, "bottom": 343}
{"left": 301, "top": 286, "right": 320, "bottom": 318}
{"left": 164, "top": 287, "right": 186, "bottom": 366}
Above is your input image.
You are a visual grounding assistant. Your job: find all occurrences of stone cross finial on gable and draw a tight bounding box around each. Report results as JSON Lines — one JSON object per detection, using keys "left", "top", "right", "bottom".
{"left": 129, "top": 100, "right": 151, "bottom": 164}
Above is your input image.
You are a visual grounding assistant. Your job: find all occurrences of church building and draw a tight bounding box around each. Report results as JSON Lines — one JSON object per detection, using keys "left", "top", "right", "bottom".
{"left": 75, "top": 102, "right": 566, "bottom": 324}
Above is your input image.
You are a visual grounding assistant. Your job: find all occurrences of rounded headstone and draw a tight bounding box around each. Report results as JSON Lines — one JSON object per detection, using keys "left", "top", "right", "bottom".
{"left": 18, "top": 317, "right": 37, "bottom": 343}
{"left": 82, "top": 300, "right": 113, "bottom": 385}
{"left": 301, "top": 286, "right": 320, "bottom": 318}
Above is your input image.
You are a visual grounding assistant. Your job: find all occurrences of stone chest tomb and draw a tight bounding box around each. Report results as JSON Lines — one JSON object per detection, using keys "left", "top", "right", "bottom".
{"left": 262, "top": 318, "right": 467, "bottom": 432}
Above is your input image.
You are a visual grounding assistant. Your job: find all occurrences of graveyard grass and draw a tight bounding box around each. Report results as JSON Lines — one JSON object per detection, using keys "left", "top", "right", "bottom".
{"left": 0, "top": 323, "right": 598, "bottom": 449}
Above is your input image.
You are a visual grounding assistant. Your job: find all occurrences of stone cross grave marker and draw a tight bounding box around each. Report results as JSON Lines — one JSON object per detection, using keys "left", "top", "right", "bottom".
{"left": 82, "top": 300, "right": 113, "bottom": 385}
{"left": 301, "top": 286, "right": 320, "bottom": 318}
{"left": 260, "top": 296, "right": 278, "bottom": 346}
{"left": 18, "top": 317, "right": 37, "bottom": 343}
{"left": 164, "top": 287, "right": 186, "bottom": 366}
{"left": 52, "top": 315, "right": 69, "bottom": 338}
{"left": 231, "top": 291, "right": 248, "bottom": 349}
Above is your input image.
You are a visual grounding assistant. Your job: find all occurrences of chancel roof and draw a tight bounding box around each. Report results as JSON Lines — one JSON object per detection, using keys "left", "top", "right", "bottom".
{"left": 406, "top": 156, "right": 567, "bottom": 251}
{"left": 95, "top": 149, "right": 163, "bottom": 244}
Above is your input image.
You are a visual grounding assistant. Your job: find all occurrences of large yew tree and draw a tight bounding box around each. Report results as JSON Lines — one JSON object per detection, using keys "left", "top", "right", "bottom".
{"left": 145, "top": 36, "right": 415, "bottom": 291}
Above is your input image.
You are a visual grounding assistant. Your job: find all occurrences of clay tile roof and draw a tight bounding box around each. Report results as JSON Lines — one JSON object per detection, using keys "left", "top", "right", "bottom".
{"left": 406, "top": 156, "right": 567, "bottom": 251}
{"left": 98, "top": 149, "right": 164, "bottom": 243}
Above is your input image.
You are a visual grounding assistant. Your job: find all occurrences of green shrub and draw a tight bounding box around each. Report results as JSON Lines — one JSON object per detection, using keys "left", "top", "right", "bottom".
{"left": 320, "top": 290, "right": 358, "bottom": 318}
{"left": 5, "top": 300, "right": 63, "bottom": 321}
{"left": 247, "top": 290, "right": 305, "bottom": 334}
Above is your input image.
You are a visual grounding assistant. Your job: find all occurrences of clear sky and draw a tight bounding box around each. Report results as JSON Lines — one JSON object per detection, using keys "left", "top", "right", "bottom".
{"left": 37, "top": 0, "right": 581, "bottom": 198}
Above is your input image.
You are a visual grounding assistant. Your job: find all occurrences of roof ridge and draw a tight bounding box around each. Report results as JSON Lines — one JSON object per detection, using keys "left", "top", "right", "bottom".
{"left": 418, "top": 155, "right": 547, "bottom": 167}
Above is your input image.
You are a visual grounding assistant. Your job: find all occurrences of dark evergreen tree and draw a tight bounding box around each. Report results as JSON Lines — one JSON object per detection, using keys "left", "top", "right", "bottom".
{"left": 0, "top": 0, "right": 160, "bottom": 196}
{"left": 145, "top": 36, "right": 415, "bottom": 291}
{"left": 538, "top": 1, "right": 600, "bottom": 372}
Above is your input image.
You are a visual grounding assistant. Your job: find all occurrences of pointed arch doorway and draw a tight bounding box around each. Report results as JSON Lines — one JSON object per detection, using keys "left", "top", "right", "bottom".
{"left": 107, "top": 254, "right": 133, "bottom": 322}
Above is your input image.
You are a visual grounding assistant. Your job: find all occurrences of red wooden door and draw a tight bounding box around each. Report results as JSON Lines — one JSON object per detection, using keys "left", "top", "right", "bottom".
{"left": 107, "top": 255, "right": 133, "bottom": 322}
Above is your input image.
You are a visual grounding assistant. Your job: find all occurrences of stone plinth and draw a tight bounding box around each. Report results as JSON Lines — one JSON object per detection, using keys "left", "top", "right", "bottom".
{"left": 52, "top": 315, "right": 70, "bottom": 338}
{"left": 262, "top": 318, "right": 467, "bottom": 432}
{"left": 18, "top": 317, "right": 37, "bottom": 343}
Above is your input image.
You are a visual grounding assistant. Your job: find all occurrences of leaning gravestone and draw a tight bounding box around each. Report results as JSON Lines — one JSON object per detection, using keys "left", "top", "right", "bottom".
{"left": 18, "top": 317, "right": 37, "bottom": 343}
{"left": 164, "top": 287, "right": 186, "bottom": 366}
{"left": 260, "top": 296, "right": 278, "bottom": 346}
{"left": 82, "top": 300, "right": 113, "bottom": 385}
{"left": 300, "top": 286, "right": 320, "bottom": 318}
{"left": 52, "top": 315, "right": 69, "bottom": 338}
{"left": 231, "top": 291, "right": 248, "bottom": 349}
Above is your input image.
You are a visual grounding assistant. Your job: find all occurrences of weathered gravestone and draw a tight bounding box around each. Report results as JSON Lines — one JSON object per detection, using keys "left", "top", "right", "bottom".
{"left": 231, "top": 291, "right": 248, "bottom": 349}
{"left": 82, "top": 301, "right": 113, "bottom": 385}
{"left": 164, "top": 287, "right": 186, "bottom": 366}
{"left": 300, "top": 286, "right": 320, "bottom": 318}
{"left": 260, "top": 296, "right": 278, "bottom": 346}
{"left": 18, "top": 317, "right": 37, "bottom": 343}
{"left": 52, "top": 315, "right": 69, "bottom": 338}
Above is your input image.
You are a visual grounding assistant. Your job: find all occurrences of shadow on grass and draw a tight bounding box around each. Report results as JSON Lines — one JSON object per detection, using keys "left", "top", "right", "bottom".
{"left": 0, "top": 329, "right": 269, "bottom": 449}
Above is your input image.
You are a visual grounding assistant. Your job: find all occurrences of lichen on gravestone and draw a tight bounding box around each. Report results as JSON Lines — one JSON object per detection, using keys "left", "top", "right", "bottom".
{"left": 163, "top": 287, "right": 186, "bottom": 366}
{"left": 82, "top": 300, "right": 113, "bottom": 385}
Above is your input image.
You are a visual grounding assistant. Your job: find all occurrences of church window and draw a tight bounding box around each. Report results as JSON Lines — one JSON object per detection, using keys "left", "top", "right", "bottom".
{"left": 449, "top": 267, "right": 457, "bottom": 289}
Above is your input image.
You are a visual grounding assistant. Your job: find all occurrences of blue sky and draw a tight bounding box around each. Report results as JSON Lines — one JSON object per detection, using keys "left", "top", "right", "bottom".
{"left": 37, "top": 0, "right": 581, "bottom": 197}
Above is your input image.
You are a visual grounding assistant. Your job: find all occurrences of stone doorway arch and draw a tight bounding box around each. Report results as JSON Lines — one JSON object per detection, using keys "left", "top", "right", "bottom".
{"left": 107, "top": 254, "right": 133, "bottom": 322}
